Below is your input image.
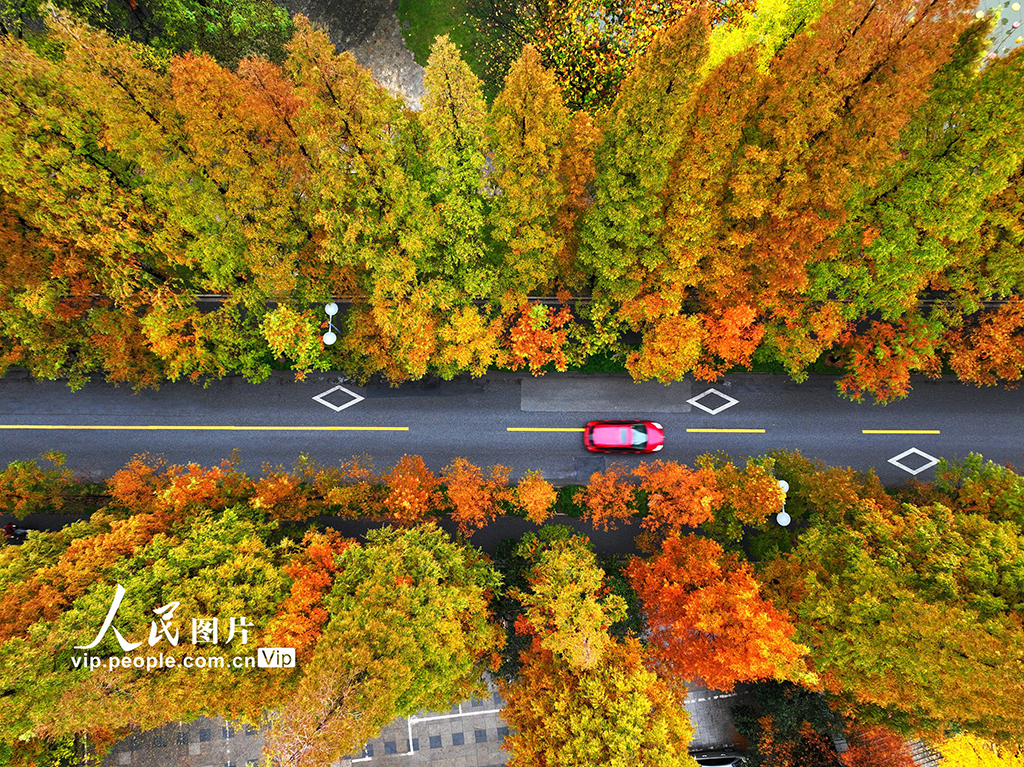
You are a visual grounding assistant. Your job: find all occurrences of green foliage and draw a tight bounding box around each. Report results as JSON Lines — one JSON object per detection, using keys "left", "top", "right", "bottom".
{"left": 0, "top": 505, "right": 293, "bottom": 750}
{"left": 932, "top": 452, "right": 1024, "bottom": 525}
{"left": 2, "top": 3, "right": 1024, "bottom": 400}
{"left": 421, "top": 35, "right": 491, "bottom": 297}
{"left": 147, "top": 0, "right": 294, "bottom": 67}
{"left": 264, "top": 524, "right": 503, "bottom": 766}
{"left": 0, "top": 451, "right": 77, "bottom": 519}
{"left": 732, "top": 682, "right": 845, "bottom": 767}
{"left": 4, "top": 0, "right": 292, "bottom": 67}
{"left": 579, "top": 10, "right": 711, "bottom": 302}
{"left": 704, "top": 0, "right": 828, "bottom": 74}
{"left": 396, "top": 0, "right": 492, "bottom": 94}
{"left": 553, "top": 485, "right": 584, "bottom": 517}
{"left": 765, "top": 499, "right": 1024, "bottom": 740}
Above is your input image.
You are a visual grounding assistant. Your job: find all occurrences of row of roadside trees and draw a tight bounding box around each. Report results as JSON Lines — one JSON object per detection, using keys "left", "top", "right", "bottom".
{"left": 1, "top": 0, "right": 1024, "bottom": 402}
{"left": 1, "top": 449, "right": 1024, "bottom": 765}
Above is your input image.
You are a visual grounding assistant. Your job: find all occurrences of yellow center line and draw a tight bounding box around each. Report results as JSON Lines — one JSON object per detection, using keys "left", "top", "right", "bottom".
{"left": 686, "top": 428, "right": 766, "bottom": 433}
{"left": 507, "top": 427, "right": 586, "bottom": 432}
{"left": 0, "top": 425, "right": 408, "bottom": 431}
{"left": 862, "top": 429, "right": 940, "bottom": 435}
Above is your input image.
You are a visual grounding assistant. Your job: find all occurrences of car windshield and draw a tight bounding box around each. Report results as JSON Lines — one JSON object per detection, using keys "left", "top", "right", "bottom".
{"left": 630, "top": 424, "right": 647, "bottom": 447}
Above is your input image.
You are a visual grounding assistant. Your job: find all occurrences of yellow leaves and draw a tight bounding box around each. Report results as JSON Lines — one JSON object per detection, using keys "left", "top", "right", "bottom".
{"left": 514, "top": 470, "right": 558, "bottom": 525}
{"left": 517, "top": 535, "right": 627, "bottom": 671}
{"left": 500, "top": 637, "right": 695, "bottom": 767}
{"left": 382, "top": 455, "right": 439, "bottom": 525}
{"left": 938, "top": 734, "right": 1024, "bottom": 766}
{"left": 252, "top": 470, "right": 314, "bottom": 521}
{"left": 13, "top": 281, "right": 61, "bottom": 317}
{"left": 443, "top": 458, "right": 512, "bottom": 535}
{"left": 258, "top": 306, "right": 324, "bottom": 377}
{"left": 436, "top": 306, "right": 502, "bottom": 377}
{"left": 626, "top": 314, "right": 703, "bottom": 382}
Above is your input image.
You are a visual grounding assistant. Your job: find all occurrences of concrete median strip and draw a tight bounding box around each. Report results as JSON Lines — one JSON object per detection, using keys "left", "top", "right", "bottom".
{"left": 521, "top": 373, "right": 692, "bottom": 413}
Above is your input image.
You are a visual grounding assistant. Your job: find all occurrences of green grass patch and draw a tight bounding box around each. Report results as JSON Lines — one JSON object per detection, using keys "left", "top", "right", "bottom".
{"left": 566, "top": 349, "right": 630, "bottom": 374}
{"left": 553, "top": 485, "right": 584, "bottom": 517}
{"left": 396, "top": 0, "right": 489, "bottom": 84}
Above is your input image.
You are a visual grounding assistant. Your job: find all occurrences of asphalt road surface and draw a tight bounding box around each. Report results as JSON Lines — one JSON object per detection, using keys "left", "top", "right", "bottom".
{"left": 0, "top": 369, "right": 1021, "bottom": 488}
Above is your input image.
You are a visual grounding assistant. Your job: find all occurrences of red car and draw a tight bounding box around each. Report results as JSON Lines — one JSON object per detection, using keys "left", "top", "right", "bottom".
{"left": 584, "top": 420, "right": 664, "bottom": 453}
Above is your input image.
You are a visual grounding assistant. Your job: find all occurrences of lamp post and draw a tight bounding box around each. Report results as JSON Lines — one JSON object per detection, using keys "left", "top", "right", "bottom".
{"left": 776, "top": 479, "right": 791, "bottom": 527}
{"left": 323, "top": 302, "right": 338, "bottom": 346}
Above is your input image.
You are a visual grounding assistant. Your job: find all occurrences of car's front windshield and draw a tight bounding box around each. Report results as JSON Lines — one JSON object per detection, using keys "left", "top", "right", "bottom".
{"left": 630, "top": 424, "right": 648, "bottom": 447}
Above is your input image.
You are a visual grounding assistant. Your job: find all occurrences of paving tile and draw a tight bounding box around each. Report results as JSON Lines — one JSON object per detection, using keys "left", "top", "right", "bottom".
{"left": 452, "top": 732, "right": 465, "bottom": 746}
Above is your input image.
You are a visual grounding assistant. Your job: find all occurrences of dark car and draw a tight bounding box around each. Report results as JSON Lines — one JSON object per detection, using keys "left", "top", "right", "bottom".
{"left": 2, "top": 523, "right": 27, "bottom": 545}
{"left": 584, "top": 420, "right": 664, "bottom": 453}
{"left": 690, "top": 750, "right": 747, "bottom": 766}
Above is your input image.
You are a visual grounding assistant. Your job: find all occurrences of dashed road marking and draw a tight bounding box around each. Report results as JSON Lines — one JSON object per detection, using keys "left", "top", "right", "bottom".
{"left": 686, "top": 428, "right": 765, "bottom": 433}
{"left": 864, "top": 429, "right": 940, "bottom": 434}
{"left": 507, "top": 427, "right": 585, "bottom": 432}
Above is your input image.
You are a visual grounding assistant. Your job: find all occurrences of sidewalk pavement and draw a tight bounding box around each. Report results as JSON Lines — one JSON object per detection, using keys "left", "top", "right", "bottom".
{"left": 99, "top": 678, "right": 747, "bottom": 767}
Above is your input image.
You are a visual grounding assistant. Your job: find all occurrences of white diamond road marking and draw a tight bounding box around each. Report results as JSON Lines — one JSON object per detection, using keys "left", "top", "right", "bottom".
{"left": 312, "top": 385, "right": 365, "bottom": 412}
{"left": 687, "top": 387, "right": 739, "bottom": 415}
{"left": 888, "top": 447, "right": 939, "bottom": 476}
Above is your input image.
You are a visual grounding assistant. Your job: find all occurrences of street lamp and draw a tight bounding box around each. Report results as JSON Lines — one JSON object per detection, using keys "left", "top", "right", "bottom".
{"left": 776, "top": 479, "right": 791, "bottom": 526}
{"left": 323, "top": 302, "right": 338, "bottom": 346}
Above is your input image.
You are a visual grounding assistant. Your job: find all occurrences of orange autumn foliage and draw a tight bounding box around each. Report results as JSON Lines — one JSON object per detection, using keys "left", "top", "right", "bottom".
{"left": 696, "top": 305, "right": 766, "bottom": 380}
{"left": 573, "top": 463, "right": 638, "bottom": 531}
{"left": 842, "top": 725, "right": 916, "bottom": 767}
{"left": 442, "top": 458, "right": 512, "bottom": 535}
{"left": 627, "top": 534, "right": 808, "bottom": 691}
{"left": 157, "top": 457, "right": 255, "bottom": 514}
{"left": 0, "top": 510, "right": 172, "bottom": 643}
{"left": 513, "top": 470, "right": 557, "bottom": 525}
{"left": 253, "top": 470, "right": 314, "bottom": 521}
{"left": 633, "top": 460, "right": 721, "bottom": 530}
{"left": 946, "top": 299, "right": 1024, "bottom": 388}
{"left": 106, "top": 453, "right": 170, "bottom": 513}
{"left": 712, "top": 459, "right": 785, "bottom": 526}
{"left": 838, "top": 317, "right": 941, "bottom": 404}
{"left": 383, "top": 454, "right": 439, "bottom": 525}
{"left": 264, "top": 529, "right": 352, "bottom": 660}
{"left": 502, "top": 302, "right": 572, "bottom": 374}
